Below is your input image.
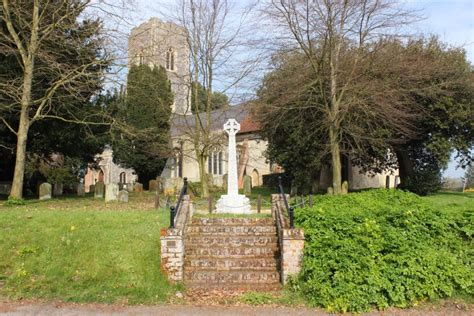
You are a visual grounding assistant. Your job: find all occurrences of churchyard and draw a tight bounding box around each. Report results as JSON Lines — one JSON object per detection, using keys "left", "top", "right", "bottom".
{"left": 1, "top": 0, "right": 473, "bottom": 314}
{"left": 0, "top": 189, "right": 472, "bottom": 312}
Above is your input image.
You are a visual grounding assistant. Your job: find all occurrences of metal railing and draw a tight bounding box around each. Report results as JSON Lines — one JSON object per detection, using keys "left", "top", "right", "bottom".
{"left": 169, "top": 177, "right": 188, "bottom": 228}
{"left": 278, "top": 176, "right": 294, "bottom": 228}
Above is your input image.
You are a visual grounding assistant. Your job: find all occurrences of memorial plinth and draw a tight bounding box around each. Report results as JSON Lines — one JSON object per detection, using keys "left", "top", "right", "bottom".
{"left": 216, "top": 119, "right": 251, "bottom": 214}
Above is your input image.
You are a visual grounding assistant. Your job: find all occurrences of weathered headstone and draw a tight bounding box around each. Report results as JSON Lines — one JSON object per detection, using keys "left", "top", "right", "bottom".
{"left": 53, "top": 183, "right": 63, "bottom": 196}
{"left": 156, "top": 177, "right": 164, "bottom": 194}
{"left": 149, "top": 179, "right": 158, "bottom": 192}
{"left": 105, "top": 183, "right": 119, "bottom": 202}
{"left": 243, "top": 175, "right": 252, "bottom": 196}
{"left": 77, "top": 183, "right": 85, "bottom": 196}
{"left": 89, "top": 184, "right": 95, "bottom": 194}
{"left": 94, "top": 181, "right": 105, "bottom": 198}
{"left": 341, "top": 181, "right": 349, "bottom": 194}
{"left": 327, "top": 186, "right": 334, "bottom": 195}
{"left": 118, "top": 190, "right": 129, "bottom": 203}
{"left": 134, "top": 182, "right": 143, "bottom": 192}
{"left": 39, "top": 183, "right": 52, "bottom": 200}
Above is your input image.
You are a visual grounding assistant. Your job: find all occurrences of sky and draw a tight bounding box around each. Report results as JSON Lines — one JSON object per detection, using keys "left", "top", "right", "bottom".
{"left": 128, "top": 0, "right": 473, "bottom": 178}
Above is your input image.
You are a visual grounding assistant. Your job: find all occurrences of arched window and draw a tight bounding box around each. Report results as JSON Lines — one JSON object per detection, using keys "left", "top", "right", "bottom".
{"left": 251, "top": 169, "right": 260, "bottom": 187}
{"left": 166, "top": 48, "right": 176, "bottom": 71}
{"left": 120, "top": 172, "right": 126, "bottom": 184}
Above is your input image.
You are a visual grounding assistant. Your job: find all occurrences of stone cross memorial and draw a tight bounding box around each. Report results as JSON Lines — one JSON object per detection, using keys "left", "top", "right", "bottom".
{"left": 216, "top": 119, "right": 251, "bottom": 214}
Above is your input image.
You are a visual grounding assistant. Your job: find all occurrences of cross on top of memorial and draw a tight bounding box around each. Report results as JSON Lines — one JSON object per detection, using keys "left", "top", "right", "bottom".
{"left": 223, "top": 119, "right": 240, "bottom": 136}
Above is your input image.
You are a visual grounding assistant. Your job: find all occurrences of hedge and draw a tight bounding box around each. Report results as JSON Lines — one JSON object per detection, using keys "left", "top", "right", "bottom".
{"left": 292, "top": 189, "right": 473, "bottom": 312}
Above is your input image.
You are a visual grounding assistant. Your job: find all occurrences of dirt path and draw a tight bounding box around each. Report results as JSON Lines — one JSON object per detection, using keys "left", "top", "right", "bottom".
{"left": 0, "top": 300, "right": 472, "bottom": 316}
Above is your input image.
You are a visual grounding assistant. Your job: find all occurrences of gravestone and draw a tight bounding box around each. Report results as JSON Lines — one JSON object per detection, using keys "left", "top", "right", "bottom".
{"left": 149, "top": 179, "right": 158, "bottom": 192}
{"left": 341, "top": 181, "right": 349, "bottom": 194}
{"left": 77, "top": 183, "right": 85, "bottom": 196}
{"left": 39, "top": 183, "right": 52, "bottom": 200}
{"left": 327, "top": 186, "right": 334, "bottom": 195}
{"left": 243, "top": 175, "right": 252, "bottom": 196}
{"left": 118, "top": 190, "right": 129, "bottom": 203}
{"left": 156, "top": 177, "right": 164, "bottom": 194}
{"left": 134, "top": 182, "right": 143, "bottom": 192}
{"left": 105, "top": 183, "right": 119, "bottom": 202}
{"left": 216, "top": 119, "right": 251, "bottom": 214}
{"left": 53, "top": 183, "right": 63, "bottom": 196}
{"left": 94, "top": 181, "right": 105, "bottom": 198}
{"left": 89, "top": 184, "right": 95, "bottom": 194}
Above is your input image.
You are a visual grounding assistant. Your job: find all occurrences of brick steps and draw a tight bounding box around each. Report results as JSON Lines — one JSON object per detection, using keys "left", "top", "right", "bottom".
{"left": 185, "top": 282, "right": 282, "bottom": 291}
{"left": 185, "top": 246, "right": 279, "bottom": 257}
{"left": 185, "top": 257, "right": 279, "bottom": 269}
{"left": 186, "top": 235, "right": 278, "bottom": 247}
{"left": 183, "top": 217, "right": 281, "bottom": 290}
{"left": 184, "top": 269, "right": 280, "bottom": 283}
{"left": 187, "top": 225, "right": 277, "bottom": 234}
{"left": 191, "top": 217, "right": 275, "bottom": 226}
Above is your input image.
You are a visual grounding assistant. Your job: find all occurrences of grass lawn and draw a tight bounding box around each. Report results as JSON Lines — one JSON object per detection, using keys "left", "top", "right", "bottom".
{"left": 0, "top": 192, "right": 178, "bottom": 304}
{"left": 422, "top": 191, "right": 474, "bottom": 212}
{"left": 0, "top": 189, "right": 471, "bottom": 307}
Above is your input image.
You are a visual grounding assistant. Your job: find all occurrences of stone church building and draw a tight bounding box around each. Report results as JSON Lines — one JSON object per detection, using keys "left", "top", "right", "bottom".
{"left": 85, "top": 17, "right": 399, "bottom": 192}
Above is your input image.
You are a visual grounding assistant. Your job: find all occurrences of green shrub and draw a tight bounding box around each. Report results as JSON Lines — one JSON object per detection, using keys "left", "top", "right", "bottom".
{"left": 294, "top": 189, "right": 473, "bottom": 313}
{"left": 3, "top": 197, "right": 26, "bottom": 206}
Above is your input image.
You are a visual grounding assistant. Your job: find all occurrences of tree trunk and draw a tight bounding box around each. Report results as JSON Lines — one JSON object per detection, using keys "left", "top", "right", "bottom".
{"left": 197, "top": 154, "right": 209, "bottom": 198}
{"left": 395, "top": 149, "right": 414, "bottom": 188}
{"left": 329, "top": 125, "right": 342, "bottom": 194}
{"left": 10, "top": 62, "right": 34, "bottom": 199}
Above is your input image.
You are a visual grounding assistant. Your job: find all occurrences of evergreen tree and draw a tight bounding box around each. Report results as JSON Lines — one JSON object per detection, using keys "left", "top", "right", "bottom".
{"left": 112, "top": 65, "right": 173, "bottom": 187}
{"left": 191, "top": 82, "right": 229, "bottom": 113}
{"left": 0, "top": 0, "right": 111, "bottom": 197}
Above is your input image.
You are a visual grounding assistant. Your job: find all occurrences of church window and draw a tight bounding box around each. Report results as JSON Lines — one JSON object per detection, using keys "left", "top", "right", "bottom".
{"left": 208, "top": 151, "right": 223, "bottom": 175}
{"left": 166, "top": 48, "right": 176, "bottom": 71}
{"left": 218, "top": 152, "right": 223, "bottom": 175}
{"left": 119, "top": 172, "right": 126, "bottom": 184}
{"left": 172, "top": 154, "right": 182, "bottom": 178}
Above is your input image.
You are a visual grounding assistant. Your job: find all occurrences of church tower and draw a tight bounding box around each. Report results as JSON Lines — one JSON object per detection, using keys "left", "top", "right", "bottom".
{"left": 128, "top": 18, "right": 190, "bottom": 115}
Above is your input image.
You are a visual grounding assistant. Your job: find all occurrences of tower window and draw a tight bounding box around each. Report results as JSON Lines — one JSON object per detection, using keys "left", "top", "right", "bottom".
{"left": 166, "top": 48, "right": 176, "bottom": 71}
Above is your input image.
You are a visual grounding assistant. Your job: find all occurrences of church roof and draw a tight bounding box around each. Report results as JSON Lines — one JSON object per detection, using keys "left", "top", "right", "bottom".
{"left": 170, "top": 103, "right": 259, "bottom": 137}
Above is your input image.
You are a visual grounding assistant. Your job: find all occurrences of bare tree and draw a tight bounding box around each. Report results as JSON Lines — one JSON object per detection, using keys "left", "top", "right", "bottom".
{"left": 263, "top": 0, "right": 417, "bottom": 194}
{"left": 167, "top": 0, "right": 258, "bottom": 197}
{"left": 0, "top": 0, "right": 128, "bottom": 199}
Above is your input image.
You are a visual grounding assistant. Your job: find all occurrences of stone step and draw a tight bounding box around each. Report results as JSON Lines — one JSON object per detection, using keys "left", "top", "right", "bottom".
{"left": 184, "top": 269, "right": 281, "bottom": 284}
{"left": 184, "top": 282, "right": 282, "bottom": 291}
{"left": 191, "top": 217, "right": 275, "bottom": 226}
{"left": 185, "top": 235, "right": 278, "bottom": 247}
{"left": 184, "top": 257, "right": 279, "bottom": 270}
{"left": 185, "top": 245, "right": 279, "bottom": 257}
{"left": 187, "top": 225, "right": 277, "bottom": 235}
